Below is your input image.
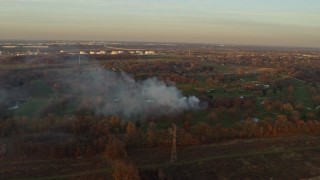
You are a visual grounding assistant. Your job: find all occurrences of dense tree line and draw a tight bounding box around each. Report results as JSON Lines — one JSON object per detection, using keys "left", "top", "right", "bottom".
{"left": 1, "top": 113, "right": 320, "bottom": 160}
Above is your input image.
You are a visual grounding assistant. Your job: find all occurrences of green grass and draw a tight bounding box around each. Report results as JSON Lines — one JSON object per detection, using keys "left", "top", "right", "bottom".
{"left": 216, "top": 112, "right": 243, "bottom": 127}
{"left": 29, "top": 79, "right": 54, "bottom": 98}
{"left": 9, "top": 77, "right": 72, "bottom": 118}
{"left": 215, "top": 64, "right": 230, "bottom": 72}
{"left": 288, "top": 78, "right": 306, "bottom": 87}
{"left": 9, "top": 79, "right": 55, "bottom": 118}
{"left": 0, "top": 64, "right": 29, "bottom": 70}
{"left": 293, "top": 87, "right": 313, "bottom": 108}
{"left": 52, "top": 100, "right": 78, "bottom": 117}
{"left": 209, "top": 88, "right": 253, "bottom": 98}
{"left": 11, "top": 98, "right": 50, "bottom": 118}
{"left": 0, "top": 63, "right": 67, "bottom": 70}
{"left": 179, "top": 86, "right": 200, "bottom": 96}
{"left": 241, "top": 75, "right": 257, "bottom": 82}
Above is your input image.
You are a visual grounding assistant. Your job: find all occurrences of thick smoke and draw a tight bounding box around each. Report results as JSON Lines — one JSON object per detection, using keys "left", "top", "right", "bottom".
{"left": 63, "top": 68, "right": 199, "bottom": 119}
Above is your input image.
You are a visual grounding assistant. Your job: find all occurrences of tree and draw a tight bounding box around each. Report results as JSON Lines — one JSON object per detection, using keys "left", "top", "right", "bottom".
{"left": 264, "top": 100, "right": 272, "bottom": 117}
{"left": 290, "top": 111, "right": 301, "bottom": 121}
{"left": 105, "top": 138, "right": 126, "bottom": 160}
{"left": 146, "top": 121, "right": 156, "bottom": 146}
{"left": 282, "top": 103, "right": 293, "bottom": 113}
{"left": 294, "top": 102, "right": 305, "bottom": 111}
{"left": 113, "top": 160, "right": 140, "bottom": 180}
{"left": 206, "top": 112, "right": 218, "bottom": 121}
{"left": 126, "top": 122, "right": 137, "bottom": 137}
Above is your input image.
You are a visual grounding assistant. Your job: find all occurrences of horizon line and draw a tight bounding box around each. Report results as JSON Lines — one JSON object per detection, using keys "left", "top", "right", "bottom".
{"left": 0, "top": 39, "right": 320, "bottom": 50}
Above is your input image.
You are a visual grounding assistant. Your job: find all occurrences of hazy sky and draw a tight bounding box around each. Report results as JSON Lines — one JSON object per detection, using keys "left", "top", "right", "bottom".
{"left": 1, "top": 0, "right": 320, "bottom": 47}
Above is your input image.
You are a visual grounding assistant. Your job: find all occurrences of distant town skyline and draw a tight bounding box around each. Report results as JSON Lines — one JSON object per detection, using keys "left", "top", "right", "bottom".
{"left": 1, "top": 0, "right": 320, "bottom": 48}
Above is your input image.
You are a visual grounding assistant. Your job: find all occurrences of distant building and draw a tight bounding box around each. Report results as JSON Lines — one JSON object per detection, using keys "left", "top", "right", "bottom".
{"left": 111, "top": 51, "right": 118, "bottom": 55}
{"left": 135, "top": 51, "right": 144, "bottom": 55}
{"left": 145, "top": 50, "right": 156, "bottom": 55}
{"left": 97, "top": 51, "right": 106, "bottom": 55}
{"left": 79, "top": 51, "right": 88, "bottom": 55}
{"left": 111, "top": 51, "right": 124, "bottom": 55}
{"left": 23, "top": 46, "right": 49, "bottom": 49}
{"left": 2, "top": 46, "right": 16, "bottom": 48}
{"left": 86, "top": 51, "right": 107, "bottom": 55}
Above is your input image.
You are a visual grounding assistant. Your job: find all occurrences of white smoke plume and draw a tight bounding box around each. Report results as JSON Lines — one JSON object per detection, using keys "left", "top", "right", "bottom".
{"left": 63, "top": 67, "right": 199, "bottom": 119}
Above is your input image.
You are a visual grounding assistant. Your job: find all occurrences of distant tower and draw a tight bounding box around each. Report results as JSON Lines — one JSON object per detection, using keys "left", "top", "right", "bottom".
{"left": 168, "top": 123, "right": 177, "bottom": 162}
{"left": 78, "top": 54, "right": 81, "bottom": 66}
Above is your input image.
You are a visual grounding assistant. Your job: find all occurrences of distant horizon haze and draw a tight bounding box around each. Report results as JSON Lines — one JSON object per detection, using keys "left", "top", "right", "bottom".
{"left": 1, "top": 39, "right": 320, "bottom": 50}
{"left": 1, "top": 0, "right": 320, "bottom": 48}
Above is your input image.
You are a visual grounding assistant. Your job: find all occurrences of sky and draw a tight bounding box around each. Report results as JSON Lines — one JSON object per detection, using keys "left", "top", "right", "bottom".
{"left": 0, "top": 0, "right": 320, "bottom": 47}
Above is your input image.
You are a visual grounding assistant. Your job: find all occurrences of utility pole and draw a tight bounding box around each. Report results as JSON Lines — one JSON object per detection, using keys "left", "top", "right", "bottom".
{"left": 168, "top": 123, "right": 177, "bottom": 162}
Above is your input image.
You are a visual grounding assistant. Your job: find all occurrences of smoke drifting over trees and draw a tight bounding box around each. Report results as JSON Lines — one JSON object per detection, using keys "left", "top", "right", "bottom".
{"left": 63, "top": 67, "right": 200, "bottom": 119}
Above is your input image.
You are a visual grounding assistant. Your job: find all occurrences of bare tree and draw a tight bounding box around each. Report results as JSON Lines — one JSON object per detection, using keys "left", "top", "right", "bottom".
{"left": 147, "top": 121, "right": 156, "bottom": 146}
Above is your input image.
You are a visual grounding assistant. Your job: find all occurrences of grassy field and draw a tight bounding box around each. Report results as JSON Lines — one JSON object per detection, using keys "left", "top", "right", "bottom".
{"left": 294, "top": 86, "right": 313, "bottom": 108}
{"left": 12, "top": 98, "right": 50, "bottom": 118}
{"left": 241, "top": 74, "right": 257, "bottom": 82}
{"left": 29, "top": 80, "right": 54, "bottom": 97}
{"left": 3, "top": 62, "right": 318, "bottom": 124}
{"left": 207, "top": 88, "right": 253, "bottom": 98}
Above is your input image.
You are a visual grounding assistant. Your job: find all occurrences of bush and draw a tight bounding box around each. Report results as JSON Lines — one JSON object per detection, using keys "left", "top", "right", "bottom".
{"left": 113, "top": 160, "right": 140, "bottom": 180}
{"left": 105, "top": 137, "right": 126, "bottom": 160}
